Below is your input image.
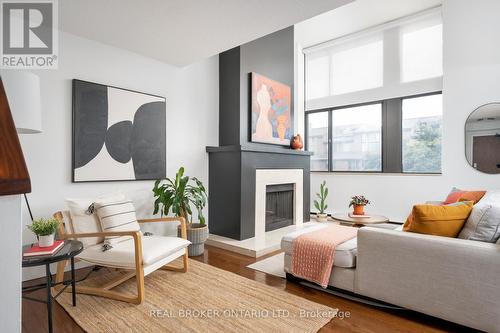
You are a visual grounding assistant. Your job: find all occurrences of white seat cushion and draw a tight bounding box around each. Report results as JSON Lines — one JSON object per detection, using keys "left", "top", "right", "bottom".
{"left": 78, "top": 236, "right": 190, "bottom": 269}
{"left": 281, "top": 224, "right": 358, "bottom": 268}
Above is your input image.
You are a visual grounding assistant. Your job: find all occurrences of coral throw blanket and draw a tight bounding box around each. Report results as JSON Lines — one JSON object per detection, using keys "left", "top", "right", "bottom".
{"left": 291, "top": 225, "right": 358, "bottom": 288}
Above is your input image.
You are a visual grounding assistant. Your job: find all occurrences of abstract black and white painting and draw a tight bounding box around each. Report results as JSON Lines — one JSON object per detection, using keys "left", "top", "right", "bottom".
{"left": 72, "top": 79, "right": 166, "bottom": 182}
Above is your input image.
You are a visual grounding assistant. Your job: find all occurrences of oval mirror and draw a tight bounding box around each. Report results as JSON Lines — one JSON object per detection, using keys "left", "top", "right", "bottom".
{"left": 465, "top": 103, "right": 500, "bottom": 174}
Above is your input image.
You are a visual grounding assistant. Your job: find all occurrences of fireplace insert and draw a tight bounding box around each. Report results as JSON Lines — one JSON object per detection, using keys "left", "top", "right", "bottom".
{"left": 265, "top": 183, "right": 294, "bottom": 232}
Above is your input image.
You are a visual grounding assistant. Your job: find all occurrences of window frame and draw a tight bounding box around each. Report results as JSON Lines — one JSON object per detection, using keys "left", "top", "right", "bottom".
{"left": 305, "top": 91, "right": 442, "bottom": 174}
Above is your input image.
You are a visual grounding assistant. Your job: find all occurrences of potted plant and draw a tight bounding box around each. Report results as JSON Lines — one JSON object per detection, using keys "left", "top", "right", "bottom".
{"left": 28, "top": 218, "right": 60, "bottom": 247}
{"left": 314, "top": 181, "right": 329, "bottom": 222}
{"left": 349, "top": 195, "right": 370, "bottom": 215}
{"left": 153, "top": 167, "right": 208, "bottom": 256}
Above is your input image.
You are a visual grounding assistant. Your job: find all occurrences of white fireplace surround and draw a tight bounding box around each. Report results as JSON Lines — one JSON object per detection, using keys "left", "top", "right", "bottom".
{"left": 255, "top": 169, "right": 303, "bottom": 240}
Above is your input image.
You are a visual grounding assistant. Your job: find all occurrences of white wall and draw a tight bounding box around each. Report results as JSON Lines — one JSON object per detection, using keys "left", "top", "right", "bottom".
{"left": 18, "top": 32, "right": 218, "bottom": 280}
{"left": 0, "top": 195, "right": 22, "bottom": 333}
{"left": 296, "top": 0, "right": 500, "bottom": 222}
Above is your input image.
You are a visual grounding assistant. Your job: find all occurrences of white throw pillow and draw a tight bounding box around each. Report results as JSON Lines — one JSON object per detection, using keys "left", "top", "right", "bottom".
{"left": 65, "top": 200, "right": 101, "bottom": 247}
{"left": 66, "top": 194, "right": 126, "bottom": 248}
{"left": 94, "top": 197, "right": 141, "bottom": 248}
{"left": 459, "top": 204, "right": 500, "bottom": 243}
{"left": 477, "top": 190, "right": 500, "bottom": 205}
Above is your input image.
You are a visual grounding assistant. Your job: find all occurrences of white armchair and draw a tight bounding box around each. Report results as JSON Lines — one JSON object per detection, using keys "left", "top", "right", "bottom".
{"left": 53, "top": 212, "right": 190, "bottom": 304}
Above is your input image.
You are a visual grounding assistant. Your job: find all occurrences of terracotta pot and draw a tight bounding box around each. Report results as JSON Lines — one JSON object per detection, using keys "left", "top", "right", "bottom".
{"left": 290, "top": 134, "right": 304, "bottom": 150}
{"left": 353, "top": 205, "right": 365, "bottom": 215}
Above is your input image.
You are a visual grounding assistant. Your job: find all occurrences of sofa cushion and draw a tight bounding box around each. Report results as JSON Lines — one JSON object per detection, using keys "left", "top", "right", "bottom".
{"left": 477, "top": 190, "right": 500, "bottom": 206}
{"left": 281, "top": 224, "right": 357, "bottom": 268}
{"left": 78, "top": 236, "right": 190, "bottom": 269}
{"left": 403, "top": 201, "right": 473, "bottom": 238}
{"left": 459, "top": 204, "right": 500, "bottom": 243}
{"left": 94, "top": 197, "right": 141, "bottom": 247}
{"left": 444, "top": 187, "right": 486, "bottom": 205}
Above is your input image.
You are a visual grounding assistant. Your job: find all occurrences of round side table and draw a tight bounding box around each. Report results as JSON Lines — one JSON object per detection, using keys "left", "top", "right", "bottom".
{"left": 22, "top": 240, "right": 83, "bottom": 333}
{"left": 331, "top": 213, "right": 389, "bottom": 227}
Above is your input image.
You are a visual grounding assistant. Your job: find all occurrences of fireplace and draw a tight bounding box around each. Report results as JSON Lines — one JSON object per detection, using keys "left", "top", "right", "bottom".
{"left": 265, "top": 184, "right": 294, "bottom": 231}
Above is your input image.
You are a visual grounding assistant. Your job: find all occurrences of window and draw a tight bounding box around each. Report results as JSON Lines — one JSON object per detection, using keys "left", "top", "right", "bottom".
{"left": 331, "top": 104, "right": 382, "bottom": 171}
{"left": 401, "top": 23, "right": 443, "bottom": 82}
{"left": 305, "top": 92, "right": 442, "bottom": 173}
{"left": 402, "top": 94, "right": 443, "bottom": 173}
{"left": 306, "top": 112, "right": 329, "bottom": 171}
{"left": 304, "top": 8, "right": 443, "bottom": 174}
{"left": 330, "top": 37, "right": 383, "bottom": 95}
{"left": 304, "top": 8, "right": 442, "bottom": 109}
{"left": 305, "top": 52, "right": 330, "bottom": 100}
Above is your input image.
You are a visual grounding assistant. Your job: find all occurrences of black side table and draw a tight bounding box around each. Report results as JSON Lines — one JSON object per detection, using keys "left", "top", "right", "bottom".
{"left": 22, "top": 240, "right": 83, "bottom": 333}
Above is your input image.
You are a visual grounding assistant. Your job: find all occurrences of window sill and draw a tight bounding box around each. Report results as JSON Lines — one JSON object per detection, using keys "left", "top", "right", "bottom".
{"left": 310, "top": 171, "right": 442, "bottom": 176}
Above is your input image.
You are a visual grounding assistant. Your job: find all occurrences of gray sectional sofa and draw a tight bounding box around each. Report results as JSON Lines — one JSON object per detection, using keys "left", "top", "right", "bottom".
{"left": 282, "top": 191, "right": 500, "bottom": 333}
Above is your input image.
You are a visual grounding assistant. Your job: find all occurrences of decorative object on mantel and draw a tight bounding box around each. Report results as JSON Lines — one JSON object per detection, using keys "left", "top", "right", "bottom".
{"left": 153, "top": 167, "right": 209, "bottom": 256}
{"left": 349, "top": 195, "right": 370, "bottom": 216}
{"left": 290, "top": 134, "right": 304, "bottom": 150}
{"left": 28, "top": 217, "right": 60, "bottom": 247}
{"left": 72, "top": 79, "right": 166, "bottom": 182}
{"left": 2, "top": 71, "right": 42, "bottom": 219}
{"left": 314, "top": 181, "right": 329, "bottom": 222}
{"left": 250, "top": 72, "right": 293, "bottom": 146}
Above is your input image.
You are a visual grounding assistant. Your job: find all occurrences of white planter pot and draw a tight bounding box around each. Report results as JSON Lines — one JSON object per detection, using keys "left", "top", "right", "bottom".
{"left": 316, "top": 213, "right": 328, "bottom": 222}
{"left": 39, "top": 233, "right": 55, "bottom": 247}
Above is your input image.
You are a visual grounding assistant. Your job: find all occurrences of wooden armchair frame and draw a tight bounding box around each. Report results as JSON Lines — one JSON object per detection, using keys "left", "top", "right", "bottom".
{"left": 53, "top": 213, "right": 188, "bottom": 304}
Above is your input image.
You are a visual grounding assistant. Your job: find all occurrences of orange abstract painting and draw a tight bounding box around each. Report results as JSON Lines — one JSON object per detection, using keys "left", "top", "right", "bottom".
{"left": 251, "top": 73, "right": 292, "bottom": 145}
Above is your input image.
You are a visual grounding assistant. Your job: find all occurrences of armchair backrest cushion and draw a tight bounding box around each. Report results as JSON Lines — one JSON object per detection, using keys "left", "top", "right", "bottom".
{"left": 66, "top": 193, "right": 125, "bottom": 248}
{"left": 94, "top": 197, "right": 140, "bottom": 247}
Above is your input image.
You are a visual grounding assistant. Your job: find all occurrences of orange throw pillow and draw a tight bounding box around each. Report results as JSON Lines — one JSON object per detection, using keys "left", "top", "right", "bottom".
{"left": 444, "top": 188, "right": 486, "bottom": 204}
{"left": 403, "top": 202, "right": 474, "bottom": 238}
{"left": 457, "top": 191, "right": 486, "bottom": 204}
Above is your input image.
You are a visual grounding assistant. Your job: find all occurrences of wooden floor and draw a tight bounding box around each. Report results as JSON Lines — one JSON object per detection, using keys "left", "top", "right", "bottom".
{"left": 22, "top": 245, "right": 479, "bottom": 333}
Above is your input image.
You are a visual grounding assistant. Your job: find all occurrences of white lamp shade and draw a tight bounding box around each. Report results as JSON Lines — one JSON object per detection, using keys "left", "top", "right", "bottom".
{"left": 1, "top": 71, "right": 42, "bottom": 134}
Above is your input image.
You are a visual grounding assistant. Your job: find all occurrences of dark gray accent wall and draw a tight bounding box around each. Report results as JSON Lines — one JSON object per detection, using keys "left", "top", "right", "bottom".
{"left": 218, "top": 26, "right": 295, "bottom": 146}
{"left": 207, "top": 150, "right": 242, "bottom": 239}
{"left": 239, "top": 26, "right": 295, "bottom": 145}
{"left": 209, "top": 26, "right": 310, "bottom": 241}
{"left": 219, "top": 47, "right": 241, "bottom": 146}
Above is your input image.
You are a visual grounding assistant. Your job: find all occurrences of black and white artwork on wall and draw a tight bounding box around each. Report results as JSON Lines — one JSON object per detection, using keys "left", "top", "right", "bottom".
{"left": 72, "top": 79, "right": 166, "bottom": 182}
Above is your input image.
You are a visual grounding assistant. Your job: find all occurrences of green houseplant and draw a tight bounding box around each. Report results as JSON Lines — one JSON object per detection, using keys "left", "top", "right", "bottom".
{"left": 349, "top": 195, "right": 370, "bottom": 215}
{"left": 28, "top": 218, "right": 60, "bottom": 247}
{"left": 314, "top": 181, "right": 329, "bottom": 222}
{"left": 153, "top": 167, "right": 208, "bottom": 256}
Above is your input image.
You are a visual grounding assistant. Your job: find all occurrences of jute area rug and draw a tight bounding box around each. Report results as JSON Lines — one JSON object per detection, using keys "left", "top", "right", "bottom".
{"left": 57, "top": 259, "right": 337, "bottom": 333}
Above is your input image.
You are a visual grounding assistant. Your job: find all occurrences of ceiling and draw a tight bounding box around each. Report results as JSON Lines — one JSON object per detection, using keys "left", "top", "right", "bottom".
{"left": 59, "top": 0, "right": 352, "bottom": 67}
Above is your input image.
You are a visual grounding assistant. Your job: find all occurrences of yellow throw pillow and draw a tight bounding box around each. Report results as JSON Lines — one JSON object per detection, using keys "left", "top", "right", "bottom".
{"left": 403, "top": 202, "right": 474, "bottom": 238}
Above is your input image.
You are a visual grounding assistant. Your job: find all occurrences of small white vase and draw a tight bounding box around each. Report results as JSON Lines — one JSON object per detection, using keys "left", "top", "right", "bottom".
{"left": 316, "top": 213, "right": 328, "bottom": 222}
{"left": 39, "top": 233, "right": 55, "bottom": 247}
